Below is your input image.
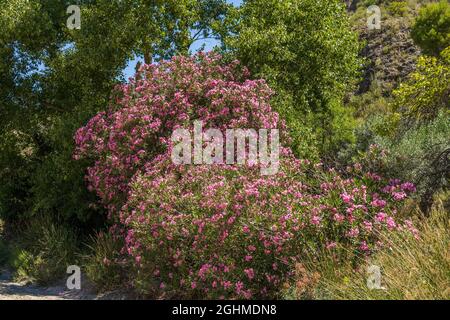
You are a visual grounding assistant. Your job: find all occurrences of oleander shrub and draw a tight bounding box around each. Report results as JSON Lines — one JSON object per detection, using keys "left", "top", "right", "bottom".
{"left": 75, "top": 53, "right": 417, "bottom": 299}
{"left": 122, "top": 157, "right": 416, "bottom": 299}
{"left": 74, "top": 53, "right": 284, "bottom": 216}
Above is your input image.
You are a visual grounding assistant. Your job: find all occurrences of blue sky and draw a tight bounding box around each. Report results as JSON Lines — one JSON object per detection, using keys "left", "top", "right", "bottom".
{"left": 122, "top": 0, "right": 242, "bottom": 79}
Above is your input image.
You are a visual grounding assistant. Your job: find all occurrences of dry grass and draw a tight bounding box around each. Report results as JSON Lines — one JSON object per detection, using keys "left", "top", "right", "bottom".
{"left": 285, "top": 199, "right": 450, "bottom": 300}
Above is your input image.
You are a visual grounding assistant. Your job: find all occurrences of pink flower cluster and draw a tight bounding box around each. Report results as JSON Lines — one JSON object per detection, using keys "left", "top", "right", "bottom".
{"left": 74, "top": 53, "right": 284, "bottom": 215}
{"left": 120, "top": 155, "right": 416, "bottom": 299}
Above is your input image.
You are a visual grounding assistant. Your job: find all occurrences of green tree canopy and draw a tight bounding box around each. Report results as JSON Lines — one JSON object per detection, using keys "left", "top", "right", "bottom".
{"left": 393, "top": 46, "right": 450, "bottom": 124}
{"left": 411, "top": 1, "right": 450, "bottom": 56}
{"left": 0, "top": 0, "right": 229, "bottom": 224}
{"left": 222, "top": 0, "right": 362, "bottom": 157}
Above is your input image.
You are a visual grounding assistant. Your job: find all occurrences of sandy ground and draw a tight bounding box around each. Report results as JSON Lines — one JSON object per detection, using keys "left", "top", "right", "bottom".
{"left": 0, "top": 269, "right": 94, "bottom": 300}
{"left": 0, "top": 269, "right": 130, "bottom": 300}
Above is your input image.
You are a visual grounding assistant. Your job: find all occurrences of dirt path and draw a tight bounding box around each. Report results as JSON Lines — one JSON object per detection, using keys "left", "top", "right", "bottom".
{"left": 0, "top": 269, "right": 130, "bottom": 300}
{"left": 0, "top": 269, "right": 96, "bottom": 300}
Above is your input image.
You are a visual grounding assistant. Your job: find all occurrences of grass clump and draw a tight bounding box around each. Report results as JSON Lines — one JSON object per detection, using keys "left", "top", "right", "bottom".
{"left": 9, "top": 217, "right": 79, "bottom": 285}
{"left": 81, "top": 231, "right": 127, "bottom": 292}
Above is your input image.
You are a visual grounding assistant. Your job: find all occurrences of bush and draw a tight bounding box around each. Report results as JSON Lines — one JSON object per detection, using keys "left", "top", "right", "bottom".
{"left": 123, "top": 157, "right": 416, "bottom": 298}
{"left": 76, "top": 53, "right": 417, "bottom": 299}
{"left": 411, "top": 1, "right": 450, "bottom": 56}
{"left": 393, "top": 46, "right": 450, "bottom": 123}
{"left": 75, "top": 53, "right": 285, "bottom": 215}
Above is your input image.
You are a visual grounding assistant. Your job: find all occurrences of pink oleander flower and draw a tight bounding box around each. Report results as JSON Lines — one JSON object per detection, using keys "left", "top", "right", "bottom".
{"left": 333, "top": 213, "right": 345, "bottom": 222}
{"left": 392, "top": 192, "right": 407, "bottom": 201}
{"left": 235, "top": 281, "right": 244, "bottom": 293}
{"left": 375, "top": 212, "right": 387, "bottom": 223}
{"left": 401, "top": 182, "right": 416, "bottom": 193}
{"left": 223, "top": 281, "right": 232, "bottom": 289}
{"left": 311, "top": 215, "right": 321, "bottom": 225}
{"left": 242, "top": 290, "right": 252, "bottom": 299}
{"left": 386, "top": 217, "right": 397, "bottom": 229}
{"left": 244, "top": 268, "right": 255, "bottom": 280}
{"left": 326, "top": 242, "right": 337, "bottom": 249}
{"left": 341, "top": 193, "right": 353, "bottom": 204}
{"left": 371, "top": 199, "right": 386, "bottom": 208}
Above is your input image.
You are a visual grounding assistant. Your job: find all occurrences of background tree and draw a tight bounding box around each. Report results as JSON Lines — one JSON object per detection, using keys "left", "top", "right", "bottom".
{"left": 0, "top": 0, "right": 229, "bottom": 226}
{"left": 411, "top": 0, "right": 450, "bottom": 56}
{"left": 393, "top": 46, "right": 450, "bottom": 124}
{"left": 222, "top": 0, "right": 362, "bottom": 158}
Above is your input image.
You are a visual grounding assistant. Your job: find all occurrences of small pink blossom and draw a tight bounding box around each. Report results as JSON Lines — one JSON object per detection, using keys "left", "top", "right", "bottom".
{"left": 360, "top": 241, "right": 369, "bottom": 251}
{"left": 347, "top": 227, "right": 360, "bottom": 238}
{"left": 341, "top": 193, "right": 353, "bottom": 204}
{"left": 326, "top": 242, "right": 337, "bottom": 249}
{"left": 244, "top": 268, "right": 255, "bottom": 280}
{"left": 386, "top": 217, "right": 396, "bottom": 229}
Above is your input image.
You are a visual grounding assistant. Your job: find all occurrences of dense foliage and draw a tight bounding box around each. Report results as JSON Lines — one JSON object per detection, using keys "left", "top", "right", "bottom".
{"left": 223, "top": 0, "right": 362, "bottom": 157}
{"left": 411, "top": 1, "right": 450, "bottom": 56}
{"left": 124, "top": 159, "right": 417, "bottom": 298}
{"left": 74, "top": 53, "right": 283, "bottom": 214}
{"left": 0, "top": 0, "right": 230, "bottom": 225}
